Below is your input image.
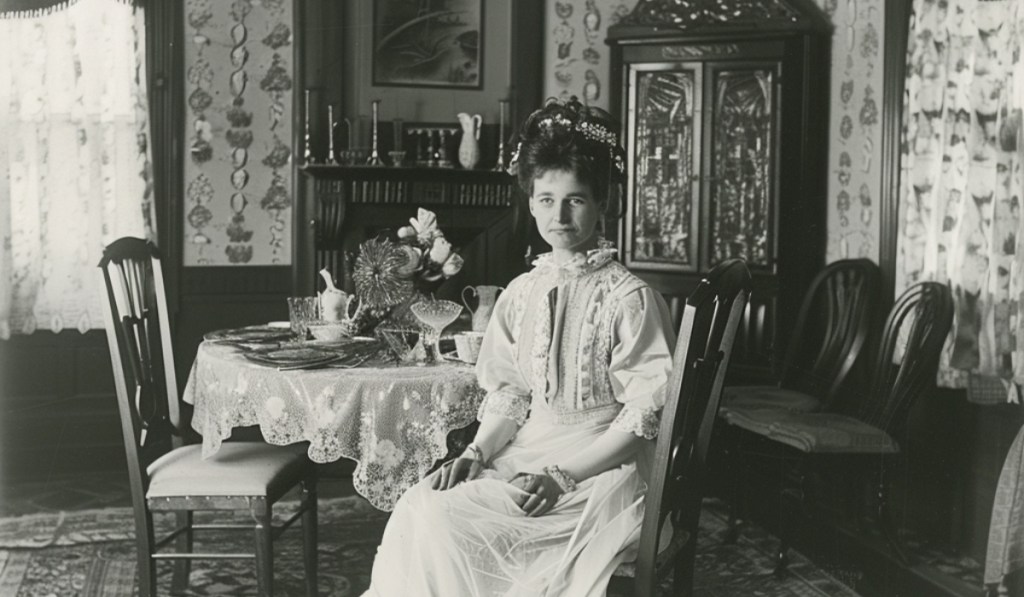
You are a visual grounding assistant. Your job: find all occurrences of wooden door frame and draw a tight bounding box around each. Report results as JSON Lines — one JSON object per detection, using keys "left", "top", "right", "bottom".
{"left": 879, "top": 0, "right": 913, "bottom": 307}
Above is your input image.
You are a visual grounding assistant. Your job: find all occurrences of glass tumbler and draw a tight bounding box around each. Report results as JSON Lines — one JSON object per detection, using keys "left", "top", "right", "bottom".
{"left": 287, "top": 296, "right": 320, "bottom": 339}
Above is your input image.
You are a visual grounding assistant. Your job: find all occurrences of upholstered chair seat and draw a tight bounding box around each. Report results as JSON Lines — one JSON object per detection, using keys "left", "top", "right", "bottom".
{"left": 720, "top": 386, "right": 822, "bottom": 413}
{"left": 723, "top": 408, "right": 899, "bottom": 454}
{"left": 147, "top": 443, "right": 310, "bottom": 500}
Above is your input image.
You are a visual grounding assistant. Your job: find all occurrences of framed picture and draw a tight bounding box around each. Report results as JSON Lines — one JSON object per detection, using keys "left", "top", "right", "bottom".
{"left": 372, "top": 0, "right": 483, "bottom": 89}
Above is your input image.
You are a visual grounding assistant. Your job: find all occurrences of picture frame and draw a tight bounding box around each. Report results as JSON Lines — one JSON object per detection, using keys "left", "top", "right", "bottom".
{"left": 372, "top": 0, "right": 483, "bottom": 90}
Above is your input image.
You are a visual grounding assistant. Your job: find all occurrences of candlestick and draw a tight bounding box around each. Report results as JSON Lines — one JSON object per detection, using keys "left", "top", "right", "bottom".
{"left": 493, "top": 99, "right": 509, "bottom": 171}
{"left": 392, "top": 118, "right": 404, "bottom": 151}
{"left": 327, "top": 104, "right": 338, "bottom": 165}
{"left": 303, "top": 89, "right": 315, "bottom": 164}
{"left": 367, "top": 99, "right": 383, "bottom": 166}
{"left": 389, "top": 118, "right": 406, "bottom": 167}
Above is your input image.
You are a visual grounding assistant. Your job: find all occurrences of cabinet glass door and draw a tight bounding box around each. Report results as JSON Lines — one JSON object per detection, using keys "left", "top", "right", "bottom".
{"left": 708, "top": 67, "right": 776, "bottom": 268}
{"left": 625, "top": 64, "right": 702, "bottom": 272}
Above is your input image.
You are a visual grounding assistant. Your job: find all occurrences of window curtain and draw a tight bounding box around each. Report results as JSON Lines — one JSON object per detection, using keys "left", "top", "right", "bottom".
{"left": 0, "top": 0, "right": 140, "bottom": 19}
{"left": 0, "top": 0, "right": 155, "bottom": 339}
{"left": 898, "top": 0, "right": 1024, "bottom": 394}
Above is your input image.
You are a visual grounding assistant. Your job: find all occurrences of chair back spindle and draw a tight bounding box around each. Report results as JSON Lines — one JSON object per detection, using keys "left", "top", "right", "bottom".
{"left": 98, "top": 238, "right": 183, "bottom": 487}
{"left": 860, "top": 281, "right": 954, "bottom": 437}
{"left": 776, "top": 259, "right": 879, "bottom": 408}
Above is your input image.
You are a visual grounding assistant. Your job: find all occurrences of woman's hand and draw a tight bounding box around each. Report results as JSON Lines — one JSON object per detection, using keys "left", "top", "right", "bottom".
{"left": 431, "top": 457, "right": 483, "bottom": 491}
{"left": 509, "top": 473, "right": 564, "bottom": 517}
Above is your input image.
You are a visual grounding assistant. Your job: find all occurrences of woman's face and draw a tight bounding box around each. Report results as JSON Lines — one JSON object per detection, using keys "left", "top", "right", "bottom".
{"left": 529, "top": 169, "right": 602, "bottom": 255}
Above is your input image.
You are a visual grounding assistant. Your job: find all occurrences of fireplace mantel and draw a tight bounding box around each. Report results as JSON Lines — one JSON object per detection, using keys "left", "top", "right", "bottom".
{"left": 296, "top": 165, "right": 530, "bottom": 299}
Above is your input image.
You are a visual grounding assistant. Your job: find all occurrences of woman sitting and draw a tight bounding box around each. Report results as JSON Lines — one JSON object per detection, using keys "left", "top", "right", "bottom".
{"left": 362, "top": 97, "right": 676, "bottom": 597}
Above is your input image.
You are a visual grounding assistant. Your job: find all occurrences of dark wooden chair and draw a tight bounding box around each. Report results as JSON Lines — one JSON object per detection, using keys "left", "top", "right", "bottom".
{"left": 720, "top": 258, "right": 880, "bottom": 414}
{"left": 98, "top": 237, "right": 318, "bottom": 597}
{"left": 609, "top": 259, "right": 752, "bottom": 597}
{"left": 723, "top": 281, "right": 954, "bottom": 569}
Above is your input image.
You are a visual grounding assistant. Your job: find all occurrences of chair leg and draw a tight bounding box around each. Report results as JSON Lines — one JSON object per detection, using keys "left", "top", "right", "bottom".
{"left": 724, "top": 507, "right": 741, "bottom": 544}
{"left": 723, "top": 428, "right": 745, "bottom": 544}
{"left": 672, "top": 541, "right": 696, "bottom": 596}
{"left": 774, "top": 459, "right": 803, "bottom": 577}
{"left": 302, "top": 477, "right": 319, "bottom": 597}
{"left": 876, "top": 464, "right": 910, "bottom": 565}
{"left": 774, "top": 539, "right": 790, "bottom": 577}
{"left": 171, "top": 511, "right": 193, "bottom": 594}
{"left": 253, "top": 499, "right": 274, "bottom": 597}
{"left": 137, "top": 510, "right": 158, "bottom": 597}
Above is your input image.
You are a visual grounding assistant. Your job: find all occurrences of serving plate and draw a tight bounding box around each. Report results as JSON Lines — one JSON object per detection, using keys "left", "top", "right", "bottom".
{"left": 204, "top": 325, "right": 294, "bottom": 343}
{"left": 243, "top": 345, "right": 338, "bottom": 368}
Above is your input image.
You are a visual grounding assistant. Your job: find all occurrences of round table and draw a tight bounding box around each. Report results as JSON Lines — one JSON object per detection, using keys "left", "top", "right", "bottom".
{"left": 182, "top": 341, "right": 484, "bottom": 510}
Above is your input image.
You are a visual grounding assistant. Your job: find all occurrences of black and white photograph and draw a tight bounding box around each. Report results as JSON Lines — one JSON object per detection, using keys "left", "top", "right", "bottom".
{"left": 0, "top": 0, "right": 1020, "bottom": 596}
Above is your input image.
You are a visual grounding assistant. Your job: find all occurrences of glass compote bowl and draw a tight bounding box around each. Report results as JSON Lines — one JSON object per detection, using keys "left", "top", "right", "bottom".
{"left": 410, "top": 299, "right": 463, "bottom": 364}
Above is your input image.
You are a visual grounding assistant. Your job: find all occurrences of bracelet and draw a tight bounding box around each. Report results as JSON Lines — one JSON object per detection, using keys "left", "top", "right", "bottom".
{"left": 542, "top": 464, "right": 578, "bottom": 493}
{"left": 463, "top": 443, "right": 485, "bottom": 463}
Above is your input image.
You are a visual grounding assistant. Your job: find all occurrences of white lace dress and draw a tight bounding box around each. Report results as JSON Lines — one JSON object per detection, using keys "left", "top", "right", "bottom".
{"left": 362, "top": 249, "right": 676, "bottom": 597}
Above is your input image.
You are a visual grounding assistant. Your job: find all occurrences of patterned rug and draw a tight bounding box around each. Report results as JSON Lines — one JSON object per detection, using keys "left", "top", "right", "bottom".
{"left": 0, "top": 496, "right": 859, "bottom": 596}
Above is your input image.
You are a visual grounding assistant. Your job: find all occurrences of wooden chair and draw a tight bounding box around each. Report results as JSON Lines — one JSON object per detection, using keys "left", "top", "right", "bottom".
{"left": 721, "top": 258, "right": 880, "bottom": 414}
{"left": 723, "top": 281, "right": 954, "bottom": 569}
{"left": 609, "top": 259, "right": 752, "bottom": 597}
{"left": 98, "top": 237, "right": 318, "bottom": 597}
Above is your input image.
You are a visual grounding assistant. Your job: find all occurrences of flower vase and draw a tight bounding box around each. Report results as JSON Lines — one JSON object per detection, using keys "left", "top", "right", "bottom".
{"left": 374, "top": 291, "right": 431, "bottom": 363}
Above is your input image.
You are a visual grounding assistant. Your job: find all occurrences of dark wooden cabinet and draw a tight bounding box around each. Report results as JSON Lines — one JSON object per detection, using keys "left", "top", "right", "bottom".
{"left": 607, "top": 0, "right": 832, "bottom": 382}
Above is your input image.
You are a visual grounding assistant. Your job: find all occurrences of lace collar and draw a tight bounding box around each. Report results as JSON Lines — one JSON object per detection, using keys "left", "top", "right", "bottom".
{"left": 531, "top": 245, "right": 618, "bottom": 279}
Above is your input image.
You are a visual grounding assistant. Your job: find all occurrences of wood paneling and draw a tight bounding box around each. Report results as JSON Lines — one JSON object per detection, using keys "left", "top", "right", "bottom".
{"left": 0, "top": 331, "right": 126, "bottom": 479}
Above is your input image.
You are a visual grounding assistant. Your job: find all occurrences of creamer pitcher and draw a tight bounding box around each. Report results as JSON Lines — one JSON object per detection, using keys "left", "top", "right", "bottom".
{"left": 462, "top": 285, "right": 503, "bottom": 332}
{"left": 457, "top": 112, "right": 482, "bottom": 169}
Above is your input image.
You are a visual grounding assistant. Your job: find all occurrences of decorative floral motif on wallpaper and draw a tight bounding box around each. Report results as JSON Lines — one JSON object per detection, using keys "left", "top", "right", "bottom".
{"left": 541, "top": 0, "right": 884, "bottom": 267}
{"left": 813, "top": 0, "right": 883, "bottom": 263}
{"left": 899, "top": 0, "right": 1024, "bottom": 390}
{"left": 183, "top": 0, "right": 293, "bottom": 266}
{"left": 544, "top": 0, "right": 636, "bottom": 111}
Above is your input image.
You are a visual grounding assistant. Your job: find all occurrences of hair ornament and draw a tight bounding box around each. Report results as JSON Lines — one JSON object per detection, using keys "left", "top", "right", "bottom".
{"left": 576, "top": 121, "right": 618, "bottom": 147}
{"left": 539, "top": 113, "right": 574, "bottom": 129}
{"left": 507, "top": 141, "right": 523, "bottom": 176}
{"left": 532, "top": 114, "right": 625, "bottom": 175}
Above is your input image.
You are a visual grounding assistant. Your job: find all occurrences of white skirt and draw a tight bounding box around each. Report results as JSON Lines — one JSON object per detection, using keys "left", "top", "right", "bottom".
{"left": 362, "top": 416, "right": 651, "bottom": 597}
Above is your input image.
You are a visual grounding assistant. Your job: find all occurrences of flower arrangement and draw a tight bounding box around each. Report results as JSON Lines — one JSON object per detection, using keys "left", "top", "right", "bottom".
{"left": 396, "top": 208, "right": 465, "bottom": 285}
{"left": 352, "top": 208, "right": 464, "bottom": 322}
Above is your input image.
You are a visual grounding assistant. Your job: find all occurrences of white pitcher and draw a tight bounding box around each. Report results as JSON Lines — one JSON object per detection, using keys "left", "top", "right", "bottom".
{"left": 462, "top": 285, "right": 504, "bottom": 332}
{"left": 457, "top": 112, "right": 482, "bottom": 170}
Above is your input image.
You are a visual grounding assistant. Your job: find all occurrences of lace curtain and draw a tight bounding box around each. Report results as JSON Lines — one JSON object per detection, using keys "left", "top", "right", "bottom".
{"left": 0, "top": 0, "right": 155, "bottom": 339}
{"left": 898, "top": 0, "right": 1024, "bottom": 393}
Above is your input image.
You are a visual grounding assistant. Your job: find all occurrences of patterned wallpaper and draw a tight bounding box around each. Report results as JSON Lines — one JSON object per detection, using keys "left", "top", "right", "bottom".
{"left": 544, "top": 0, "right": 637, "bottom": 111}
{"left": 541, "top": 0, "right": 885, "bottom": 264}
{"left": 813, "top": 0, "right": 883, "bottom": 263}
{"left": 182, "top": 0, "right": 293, "bottom": 266}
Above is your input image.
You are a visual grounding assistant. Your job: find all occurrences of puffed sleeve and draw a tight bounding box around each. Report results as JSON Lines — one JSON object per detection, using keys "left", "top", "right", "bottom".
{"left": 608, "top": 287, "right": 676, "bottom": 439}
{"left": 474, "top": 280, "right": 532, "bottom": 426}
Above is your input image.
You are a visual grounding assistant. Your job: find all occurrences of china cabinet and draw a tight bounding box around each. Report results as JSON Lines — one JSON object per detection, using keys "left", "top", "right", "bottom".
{"left": 607, "top": 0, "right": 832, "bottom": 381}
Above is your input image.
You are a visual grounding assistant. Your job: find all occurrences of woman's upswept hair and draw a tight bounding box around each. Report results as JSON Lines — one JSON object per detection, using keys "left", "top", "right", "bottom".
{"left": 510, "top": 96, "right": 626, "bottom": 215}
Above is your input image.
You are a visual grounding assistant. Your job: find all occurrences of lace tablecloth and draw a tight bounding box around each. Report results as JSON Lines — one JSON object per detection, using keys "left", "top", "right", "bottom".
{"left": 182, "top": 342, "right": 485, "bottom": 511}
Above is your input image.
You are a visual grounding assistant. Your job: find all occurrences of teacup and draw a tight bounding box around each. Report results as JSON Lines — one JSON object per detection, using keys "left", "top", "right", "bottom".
{"left": 453, "top": 331, "right": 485, "bottom": 364}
